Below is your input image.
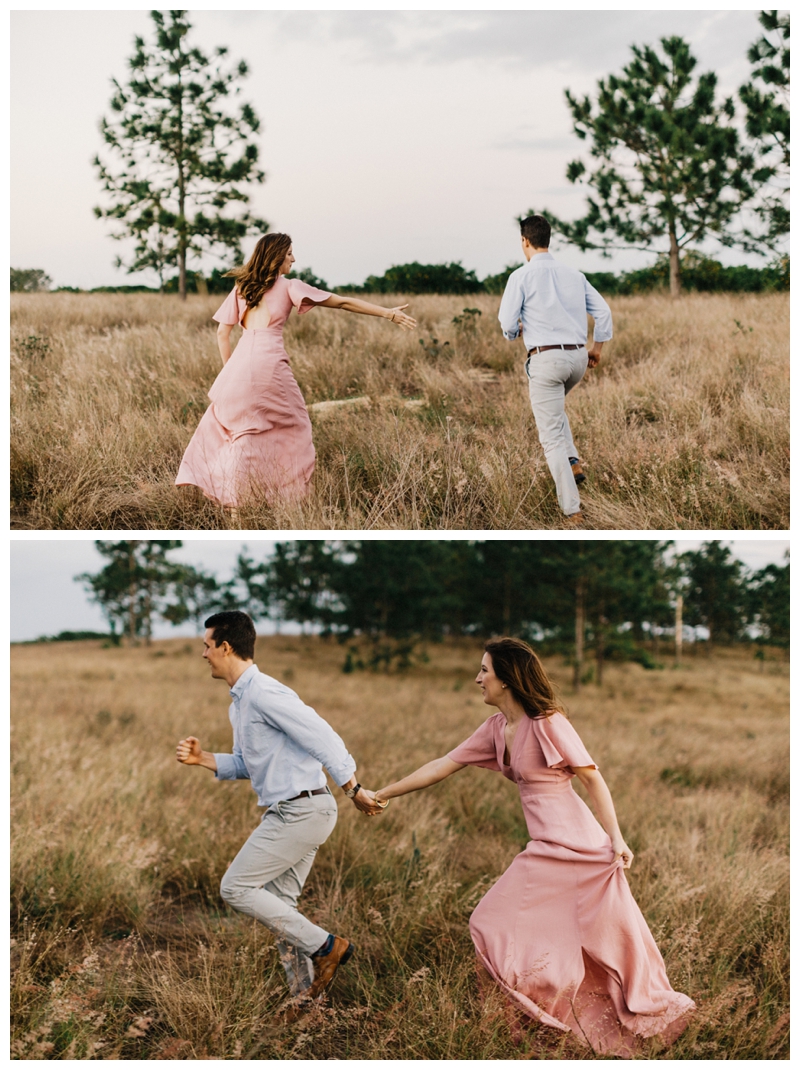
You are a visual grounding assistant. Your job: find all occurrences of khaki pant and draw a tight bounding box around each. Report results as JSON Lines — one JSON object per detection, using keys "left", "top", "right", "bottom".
{"left": 220, "top": 792, "right": 338, "bottom": 994}
{"left": 525, "top": 347, "right": 589, "bottom": 516}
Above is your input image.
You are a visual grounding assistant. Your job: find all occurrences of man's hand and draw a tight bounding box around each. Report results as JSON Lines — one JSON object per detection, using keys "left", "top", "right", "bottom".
{"left": 176, "top": 736, "right": 204, "bottom": 765}
{"left": 353, "top": 788, "right": 388, "bottom": 817}
{"left": 586, "top": 343, "right": 603, "bottom": 369}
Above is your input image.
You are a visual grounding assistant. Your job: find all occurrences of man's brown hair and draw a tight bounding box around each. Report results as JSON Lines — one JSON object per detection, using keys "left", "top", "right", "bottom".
{"left": 520, "top": 215, "right": 551, "bottom": 249}
{"left": 205, "top": 611, "right": 256, "bottom": 661}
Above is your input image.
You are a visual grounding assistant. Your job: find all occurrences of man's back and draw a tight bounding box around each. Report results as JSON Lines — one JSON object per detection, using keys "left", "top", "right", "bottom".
{"left": 499, "top": 252, "right": 612, "bottom": 349}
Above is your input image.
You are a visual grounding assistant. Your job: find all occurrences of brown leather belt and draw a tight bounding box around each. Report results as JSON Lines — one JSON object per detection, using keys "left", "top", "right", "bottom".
{"left": 286, "top": 786, "right": 331, "bottom": 802}
{"left": 528, "top": 343, "right": 583, "bottom": 354}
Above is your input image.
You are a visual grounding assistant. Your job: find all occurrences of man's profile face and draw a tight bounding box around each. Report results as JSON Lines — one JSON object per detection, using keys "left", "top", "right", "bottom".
{"left": 202, "top": 628, "right": 228, "bottom": 678}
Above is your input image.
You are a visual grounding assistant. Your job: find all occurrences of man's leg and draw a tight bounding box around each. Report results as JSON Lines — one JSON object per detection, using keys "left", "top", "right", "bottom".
{"left": 266, "top": 845, "right": 319, "bottom": 995}
{"left": 561, "top": 348, "right": 589, "bottom": 462}
{"left": 219, "top": 795, "right": 337, "bottom": 962}
{"left": 526, "top": 351, "right": 586, "bottom": 516}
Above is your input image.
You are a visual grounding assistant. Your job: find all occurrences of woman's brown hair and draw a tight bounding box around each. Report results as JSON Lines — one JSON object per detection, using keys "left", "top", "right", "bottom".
{"left": 483, "top": 637, "right": 565, "bottom": 719}
{"left": 225, "top": 233, "right": 293, "bottom": 309}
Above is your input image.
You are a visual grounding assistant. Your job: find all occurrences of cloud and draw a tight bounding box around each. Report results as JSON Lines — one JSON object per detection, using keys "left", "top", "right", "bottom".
{"left": 266, "top": 10, "right": 758, "bottom": 80}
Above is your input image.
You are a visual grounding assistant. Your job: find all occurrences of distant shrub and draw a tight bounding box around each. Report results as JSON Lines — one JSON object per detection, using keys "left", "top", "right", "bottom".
{"left": 287, "top": 267, "right": 330, "bottom": 290}
{"left": 11, "top": 268, "right": 52, "bottom": 293}
{"left": 482, "top": 263, "right": 523, "bottom": 295}
{"left": 345, "top": 261, "right": 483, "bottom": 295}
{"left": 585, "top": 253, "right": 789, "bottom": 296}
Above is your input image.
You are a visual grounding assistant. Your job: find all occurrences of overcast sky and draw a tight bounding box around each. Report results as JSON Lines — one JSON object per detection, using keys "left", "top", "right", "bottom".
{"left": 11, "top": 9, "right": 770, "bottom": 290}
{"left": 9, "top": 537, "right": 789, "bottom": 643}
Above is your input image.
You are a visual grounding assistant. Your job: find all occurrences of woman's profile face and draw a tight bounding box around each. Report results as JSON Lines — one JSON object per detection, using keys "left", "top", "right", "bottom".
{"left": 475, "top": 652, "right": 506, "bottom": 707}
{"left": 279, "top": 245, "right": 296, "bottom": 275}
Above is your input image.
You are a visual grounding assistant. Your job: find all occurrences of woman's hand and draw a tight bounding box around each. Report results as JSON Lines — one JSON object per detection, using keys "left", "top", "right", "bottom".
{"left": 386, "top": 305, "right": 417, "bottom": 330}
{"left": 611, "top": 837, "right": 634, "bottom": 869}
{"left": 358, "top": 788, "right": 389, "bottom": 816}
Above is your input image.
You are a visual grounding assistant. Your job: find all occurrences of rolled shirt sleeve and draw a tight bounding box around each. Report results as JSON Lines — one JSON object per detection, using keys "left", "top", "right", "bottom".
{"left": 583, "top": 278, "right": 613, "bottom": 342}
{"left": 214, "top": 705, "right": 251, "bottom": 780}
{"left": 498, "top": 270, "right": 524, "bottom": 340}
{"left": 259, "top": 683, "right": 357, "bottom": 787}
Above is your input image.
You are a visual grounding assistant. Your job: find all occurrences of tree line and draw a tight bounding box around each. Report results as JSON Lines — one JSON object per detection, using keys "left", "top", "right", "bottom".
{"left": 75, "top": 540, "right": 788, "bottom": 683}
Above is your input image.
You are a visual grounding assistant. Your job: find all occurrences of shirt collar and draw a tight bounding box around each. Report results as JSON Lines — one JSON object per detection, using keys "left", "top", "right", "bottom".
{"left": 230, "top": 663, "right": 258, "bottom": 699}
{"left": 529, "top": 252, "right": 554, "bottom": 263}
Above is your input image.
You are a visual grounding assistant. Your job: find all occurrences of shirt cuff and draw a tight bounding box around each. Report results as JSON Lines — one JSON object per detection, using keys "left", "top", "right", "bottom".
{"left": 330, "top": 758, "right": 358, "bottom": 788}
{"left": 502, "top": 328, "right": 520, "bottom": 340}
{"left": 213, "top": 753, "right": 241, "bottom": 780}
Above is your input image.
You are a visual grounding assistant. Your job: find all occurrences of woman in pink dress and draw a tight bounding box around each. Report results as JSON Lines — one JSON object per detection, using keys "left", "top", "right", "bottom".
{"left": 369, "top": 638, "right": 695, "bottom": 1056}
{"left": 176, "top": 233, "right": 416, "bottom": 507}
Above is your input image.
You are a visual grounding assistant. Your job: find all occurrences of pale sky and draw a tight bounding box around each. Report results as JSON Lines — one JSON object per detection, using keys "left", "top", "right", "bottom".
{"left": 11, "top": 9, "right": 770, "bottom": 290}
{"left": 9, "top": 538, "right": 790, "bottom": 642}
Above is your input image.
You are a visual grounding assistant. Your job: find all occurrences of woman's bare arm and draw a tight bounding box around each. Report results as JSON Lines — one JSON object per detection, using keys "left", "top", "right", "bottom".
{"left": 217, "top": 322, "right": 234, "bottom": 365}
{"left": 572, "top": 765, "right": 634, "bottom": 868}
{"left": 373, "top": 756, "right": 464, "bottom": 803}
{"left": 319, "top": 294, "right": 416, "bottom": 330}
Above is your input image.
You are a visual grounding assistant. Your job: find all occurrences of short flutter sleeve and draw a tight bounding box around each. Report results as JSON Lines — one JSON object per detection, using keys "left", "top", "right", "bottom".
{"left": 447, "top": 715, "right": 502, "bottom": 772}
{"left": 212, "top": 287, "right": 247, "bottom": 326}
{"left": 533, "top": 713, "right": 597, "bottom": 771}
{"left": 286, "top": 277, "right": 333, "bottom": 315}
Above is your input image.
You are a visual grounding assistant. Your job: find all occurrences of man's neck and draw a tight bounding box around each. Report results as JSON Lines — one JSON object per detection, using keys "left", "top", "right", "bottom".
{"left": 524, "top": 245, "right": 549, "bottom": 262}
{"left": 226, "top": 659, "right": 254, "bottom": 689}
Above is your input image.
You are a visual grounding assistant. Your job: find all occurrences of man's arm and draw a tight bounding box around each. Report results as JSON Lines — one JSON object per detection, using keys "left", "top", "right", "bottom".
{"left": 176, "top": 736, "right": 218, "bottom": 772}
{"left": 498, "top": 272, "right": 524, "bottom": 341}
{"left": 583, "top": 278, "right": 612, "bottom": 368}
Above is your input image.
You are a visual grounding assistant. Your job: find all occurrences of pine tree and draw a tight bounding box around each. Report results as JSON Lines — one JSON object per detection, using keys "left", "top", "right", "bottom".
{"left": 77, "top": 540, "right": 182, "bottom": 645}
{"left": 94, "top": 10, "right": 268, "bottom": 298}
{"left": 677, "top": 541, "right": 747, "bottom": 648}
{"left": 739, "top": 11, "right": 790, "bottom": 245}
{"left": 536, "top": 37, "right": 760, "bottom": 296}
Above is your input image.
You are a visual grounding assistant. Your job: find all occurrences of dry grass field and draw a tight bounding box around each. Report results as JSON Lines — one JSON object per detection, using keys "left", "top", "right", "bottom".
{"left": 10, "top": 290, "right": 788, "bottom": 529}
{"left": 11, "top": 636, "right": 788, "bottom": 1059}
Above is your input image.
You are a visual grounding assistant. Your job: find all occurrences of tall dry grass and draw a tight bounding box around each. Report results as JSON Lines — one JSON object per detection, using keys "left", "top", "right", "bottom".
{"left": 11, "top": 636, "right": 788, "bottom": 1058}
{"left": 11, "top": 290, "right": 788, "bottom": 529}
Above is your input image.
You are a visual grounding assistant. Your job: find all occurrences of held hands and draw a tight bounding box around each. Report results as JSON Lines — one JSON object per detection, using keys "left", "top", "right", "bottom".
{"left": 612, "top": 837, "right": 634, "bottom": 870}
{"left": 387, "top": 305, "right": 417, "bottom": 331}
{"left": 353, "top": 788, "right": 389, "bottom": 817}
{"left": 176, "top": 736, "right": 203, "bottom": 764}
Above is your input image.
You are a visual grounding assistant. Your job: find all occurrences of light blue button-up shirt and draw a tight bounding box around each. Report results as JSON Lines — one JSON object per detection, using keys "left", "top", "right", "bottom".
{"left": 213, "top": 664, "right": 357, "bottom": 808}
{"left": 498, "top": 252, "right": 613, "bottom": 350}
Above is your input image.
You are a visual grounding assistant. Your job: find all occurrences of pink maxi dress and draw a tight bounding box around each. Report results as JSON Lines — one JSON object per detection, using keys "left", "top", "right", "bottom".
{"left": 175, "top": 277, "right": 332, "bottom": 506}
{"left": 447, "top": 712, "right": 695, "bottom": 1057}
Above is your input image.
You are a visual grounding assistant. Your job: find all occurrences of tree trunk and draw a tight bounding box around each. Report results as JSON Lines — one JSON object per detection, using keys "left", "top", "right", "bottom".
{"left": 675, "top": 594, "right": 683, "bottom": 665}
{"left": 573, "top": 578, "right": 585, "bottom": 691}
{"left": 177, "top": 64, "right": 187, "bottom": 302}
{"left": 595, "top": 614, "right": 606, "bottom": 687}
{"left": 127, "top": 542, "right": 137, "bottom": 646}
{"left": 669, "top": 226, "right": 681, "bottom": 298}
{"left": 178, "top": 180, "right": 187, "bottom": 301}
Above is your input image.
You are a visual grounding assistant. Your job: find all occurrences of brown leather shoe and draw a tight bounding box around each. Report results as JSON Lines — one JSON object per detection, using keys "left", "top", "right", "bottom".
{"left": 565, "top": 511, "right": 584, "bottom": 527}
{"left": 305, "top": 936, "right": 355, "bottom": 999}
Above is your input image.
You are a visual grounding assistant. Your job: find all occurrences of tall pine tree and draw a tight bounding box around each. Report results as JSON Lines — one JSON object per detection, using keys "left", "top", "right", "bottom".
{"left": 536, "top": 37, "right": 760, "bottom": 296}
{"left": 94, "top": 10, "right": 268, "bottom": 298}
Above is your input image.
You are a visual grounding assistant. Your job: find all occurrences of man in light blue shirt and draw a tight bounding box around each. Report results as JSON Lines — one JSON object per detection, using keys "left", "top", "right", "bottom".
{"left": 498, "top": 214, "right": 613, "bottom": 522}
{"left": 176, "top": 610, "right": 382, "bottom": 1010}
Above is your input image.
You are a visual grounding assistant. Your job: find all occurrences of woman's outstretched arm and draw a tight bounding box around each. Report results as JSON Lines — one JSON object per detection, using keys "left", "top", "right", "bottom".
{"left": 372, "top": 756, "right": 465, "bottom": 805}
{"left": 319, "top": 294, "right": 417, "bottom": 330}
{"left": 572, "top": 766, "right": 634, "bottom": 869}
